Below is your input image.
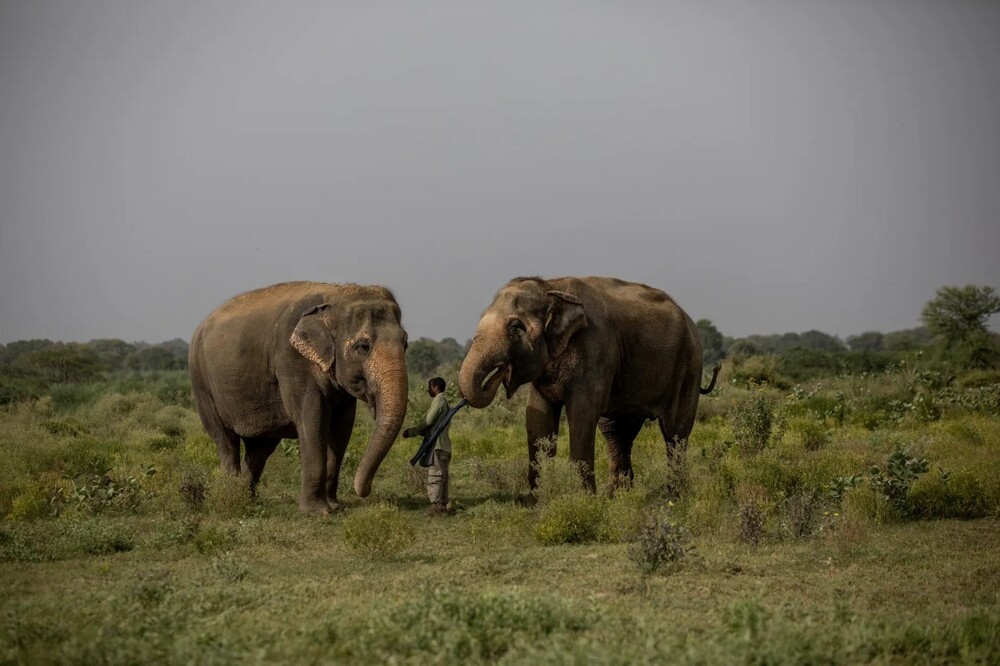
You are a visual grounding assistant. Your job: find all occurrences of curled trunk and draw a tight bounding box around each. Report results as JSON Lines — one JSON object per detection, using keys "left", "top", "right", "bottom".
{"left": 353, "top": 347, "right": 408, "bottom": 497}
{"left": 458, "top": 333, "right": 507, "bottom": 409}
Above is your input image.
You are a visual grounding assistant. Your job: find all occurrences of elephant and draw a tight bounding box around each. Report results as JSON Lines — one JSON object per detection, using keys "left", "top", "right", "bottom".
{"left": 189, "top": 282, "right": 409, "bottom": 513}
{"left": 458, "top": 276, "right": 719, "bottom": 493}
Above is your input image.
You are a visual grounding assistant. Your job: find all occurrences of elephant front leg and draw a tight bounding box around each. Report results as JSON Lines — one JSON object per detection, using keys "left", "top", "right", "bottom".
{"left": 295, "top": 398, "right": 334, "bottom": 514}
{"left": 325, "top": 400, "right": 356, "bottom": 512}
{"left": 526, "top": 386, "right": 562, "bottom": 493}
{"left": 565, "top": 398, "right": 599, "bottom": 493}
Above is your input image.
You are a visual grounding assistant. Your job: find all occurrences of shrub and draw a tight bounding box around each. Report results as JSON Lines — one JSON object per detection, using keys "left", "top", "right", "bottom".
{"left": 531, "top": 442, "right": 587, "bottom": 505}
{"left": 180, "top": 473, "right": 208, "bottom": 511}
{"left": 534, "top": 494, "right": 607, "bottom": 545}
{"left": 789, "top": 417, "right": 829, "bottom": 451}
{"left": 729, "top": 355, "right": 790, "bottom": 389}
{"left": 193, "top": 523, "right": 239, "bottom": 555}
{"left": 205, "top": 472, "right": 254, "bottom": 518}
{"left": 209, "top": 552, "right": 250, "bottom": 582}
{"left": 841, "top": 485, "right": 892, "bottom": 524}
{"left": 730, "top": 385, "right": 774, "bottom": 456}
{"left": 152, "top": 406, "right": 187, "bottom": 438}
{"left": 599, "top": 485, "right": 651, "bottom": 543}
{"left": 781, "top": 490, "right": 820, "bottom": 539}
{"left": 341, "top": 502, "right": 415, "bottom": 559}
{"left": 51, "top": 461, "right": 156, "bottom": 516}
{"left": 869, "top": 449, "right": 929, "bottom": 515}
{"left": 908, "top": 469, "right": 991, "bottom": 519}
{"left": 735, "top": 483, "right": 772, "bottom": 546}
{"left": 627, "top": 507, "right": 695, "bottom": 575}
{"left": 469, "top": 458, "right": 526, "bottom": 499}
{"left": 957, "top": 369, "right": 1000, "bottom": 389}
{"left": 6, "top": 482, "right": 52, "bottom": 521}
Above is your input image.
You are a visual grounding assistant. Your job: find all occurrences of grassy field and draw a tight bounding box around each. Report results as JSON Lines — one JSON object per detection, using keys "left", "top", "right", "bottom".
{"left": 2, "top": 363, "right": 999, "bottom": 664}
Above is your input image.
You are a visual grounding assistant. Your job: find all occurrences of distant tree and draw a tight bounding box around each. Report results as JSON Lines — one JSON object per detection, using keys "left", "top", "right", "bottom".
{"left": 88, "top": 338, "right": 135, "bottom": 372}
{"left": 125, "top": 346, "right": 184, "bottom": 371}
{"left": 0, "top": 339, "right": 54, "bottom": 365}
{"left": 406, "top": 338, "right": 441, "bottom": 377}
{"left": 847, "top": 331, "right": 884, "bottom": 352}
{"left": 436, "top": 337, "right": 465, "bottom": 365}
{"left": 882, "top": 327, "right": 933, "bottom": 352}
{"left": 798, "top": 330, "right": 846, "bottom": 352}
{"left": 921, "top": 285, "right": 1000, "bottom": 367}
{"left": 727, "top": 339, "right": 760, "bottom": 358}
{"left": 696, "top": 319, "right": 725, "bottom": 366}
{"left": 17, "top": 344, "right": 103, "bottom": 383}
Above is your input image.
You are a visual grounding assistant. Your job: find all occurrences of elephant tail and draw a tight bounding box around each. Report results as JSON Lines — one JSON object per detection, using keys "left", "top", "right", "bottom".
{"left": 700, "top": 364, "right": 721, "bottom": 395}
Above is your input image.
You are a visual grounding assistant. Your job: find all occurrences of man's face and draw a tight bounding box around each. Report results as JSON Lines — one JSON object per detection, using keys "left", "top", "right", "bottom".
{"left": 427, "top": 383, "right": 437, "bottom": 397}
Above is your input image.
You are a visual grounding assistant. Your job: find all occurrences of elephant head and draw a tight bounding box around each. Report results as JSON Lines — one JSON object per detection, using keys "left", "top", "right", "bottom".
{"left": 290, "top": 294, "right": 409, "bottom": 497}
{"left": 459, "top": 278, "right": 586, "bottom": 408}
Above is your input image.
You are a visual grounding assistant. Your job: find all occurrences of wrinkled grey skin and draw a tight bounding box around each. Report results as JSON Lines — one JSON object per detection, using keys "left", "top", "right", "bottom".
{"left": 459, "top": 276, "right": 719, "bottom": 492}
{"left": 189, "top": 282, "right": 409, "bottom": 513}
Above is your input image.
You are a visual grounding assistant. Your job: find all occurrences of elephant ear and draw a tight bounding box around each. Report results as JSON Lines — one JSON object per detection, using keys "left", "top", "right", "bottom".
{"left": 544, "top": 291, "right": 587, "bottom": 358}
{"left": 290, "top": 304, "right": 336, "bottom": 372}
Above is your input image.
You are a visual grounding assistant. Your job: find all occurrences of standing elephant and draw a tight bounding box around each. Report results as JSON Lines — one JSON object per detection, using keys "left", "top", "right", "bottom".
{"left": 458, "top": 276, "right": 718, "bottom": 492}
{"left": 189, "top": 282, "right": 409, "bottom": 513}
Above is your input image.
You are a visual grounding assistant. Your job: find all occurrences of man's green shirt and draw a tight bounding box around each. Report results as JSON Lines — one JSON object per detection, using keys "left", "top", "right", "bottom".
{"left": 423, "top": 393, "right": 452, "bottom": 453}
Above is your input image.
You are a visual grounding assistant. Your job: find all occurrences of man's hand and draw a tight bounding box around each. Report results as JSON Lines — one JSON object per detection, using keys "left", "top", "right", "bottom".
{"left": 402, "top": 427, "right": 417, "bottom": 439}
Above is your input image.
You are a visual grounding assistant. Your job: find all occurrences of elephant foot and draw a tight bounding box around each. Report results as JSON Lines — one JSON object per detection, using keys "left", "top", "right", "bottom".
{"left": 299, "top": 497, "right": 334, "bottom": 515}
{"left": 326, "top": 499, "right": 342, "bottom": 514}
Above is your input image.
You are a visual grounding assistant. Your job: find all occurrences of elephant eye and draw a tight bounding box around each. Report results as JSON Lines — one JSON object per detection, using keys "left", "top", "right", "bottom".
{"left": 352, "top": 339, "right": 372, "bottom": 355}
{"left": 507, "top": 318, "right": 526, "bottom": 339}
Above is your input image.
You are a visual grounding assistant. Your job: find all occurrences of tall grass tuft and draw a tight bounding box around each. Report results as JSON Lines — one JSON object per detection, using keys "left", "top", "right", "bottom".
{"left": 341, "top": 502, "right": 415, "bottom": 559}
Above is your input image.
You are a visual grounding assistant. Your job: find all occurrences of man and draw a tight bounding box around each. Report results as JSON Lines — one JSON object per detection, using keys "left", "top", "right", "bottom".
{"left": 402, "top": 377, "right": 453, "bottom": 514}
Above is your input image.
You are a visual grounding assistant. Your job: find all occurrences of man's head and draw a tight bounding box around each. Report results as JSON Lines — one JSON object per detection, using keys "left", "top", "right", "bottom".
{"left": 427, "top": 377, "right": 446, "bottom": 397}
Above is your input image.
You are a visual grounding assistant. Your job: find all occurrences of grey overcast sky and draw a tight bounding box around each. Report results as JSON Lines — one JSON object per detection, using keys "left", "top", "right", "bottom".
{"left": 1, "top": 1, "right": 999, "bottom": 345}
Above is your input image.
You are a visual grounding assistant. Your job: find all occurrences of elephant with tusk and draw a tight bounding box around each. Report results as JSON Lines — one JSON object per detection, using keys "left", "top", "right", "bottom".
{"left": 189, "top": 282, "right": 409, "bottom": 513}
{"left": 459, "top": 276, "right": 719, "bottom": 493}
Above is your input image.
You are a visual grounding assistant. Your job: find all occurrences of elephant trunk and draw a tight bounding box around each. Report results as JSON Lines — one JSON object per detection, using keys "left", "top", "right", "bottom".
{"left": 459, "top": 326, "right": 508, "bottom": 409}
{"left": 353, "top": 346, "right": 408, "bottom": 497}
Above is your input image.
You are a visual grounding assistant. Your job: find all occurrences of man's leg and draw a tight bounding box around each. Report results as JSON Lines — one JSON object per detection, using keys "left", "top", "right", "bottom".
{"left": 426, "top": 449, "right": 451, "bottom": 509}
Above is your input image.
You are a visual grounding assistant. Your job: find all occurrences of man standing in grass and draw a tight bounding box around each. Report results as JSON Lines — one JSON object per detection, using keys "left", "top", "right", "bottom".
{"left": 403, "top": 377, "right": 453, "bottom": 514}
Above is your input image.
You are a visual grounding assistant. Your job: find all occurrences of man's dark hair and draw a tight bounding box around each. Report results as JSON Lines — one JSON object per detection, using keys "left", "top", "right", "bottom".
{"left": 428, "top": 377, "right": 446, "bottom": 393}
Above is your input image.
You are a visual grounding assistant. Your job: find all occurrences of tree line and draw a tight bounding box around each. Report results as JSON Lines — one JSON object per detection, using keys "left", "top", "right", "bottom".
{"left": 2, "top": 284, "right": 996, "bottom": 404}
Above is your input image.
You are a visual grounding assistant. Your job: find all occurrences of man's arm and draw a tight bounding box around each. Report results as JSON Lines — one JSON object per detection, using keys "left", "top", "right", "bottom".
{"left": 402, "top": 396, "right": 446, "bottom": 438}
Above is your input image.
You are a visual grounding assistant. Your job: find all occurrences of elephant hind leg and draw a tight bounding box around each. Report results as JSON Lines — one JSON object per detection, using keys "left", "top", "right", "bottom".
{"left": 243, "top": 437, "right": 280, "bottom": 493}
{"left": 659, "top": 375, "right": 700, "bottom": 459}
{"left": 195, "top": 399, "right": 241, "bottom": 474}
{"left": 598, "top": 414, "right": 645, "bottom": 491}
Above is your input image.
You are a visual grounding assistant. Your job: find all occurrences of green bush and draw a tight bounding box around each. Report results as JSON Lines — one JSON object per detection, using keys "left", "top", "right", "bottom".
{"left": 341, "top": 502, "right": 415, "bottom": 559}
{"left": 729, "top": 385, "right": 775, "bottom": 455}
{"left": 204, "top": 472, "right": 255, "bottom": 518}
{"left": 599, "top": 485, "right": 651, "bottom": 543}
{"left": 908, "top": 469, "right": 991, "bottom": 519}
{"left": 841, "top": 485, "right": 892, "bottom": 524}
{"left": 957, "top": 369, "right": 1000, "bottom": 389}
{"left": 209, "top": 552, "right": 250, "bottom": 582}
{"left": 788, "top": 417, "right": 830, "bottom": 451}
{"left": 193, "top": 523, "right": 239, "bottom": 555}
{"left": 627, "top": 508, "right": 694, "bottom": 574}
{"left": 869, "top": 449, "right": 929, "bottom": 515}
{"left": 531, "top": 445, "right": 587, "bottom": 505}
{"left": 729, "top": 355, "right": 791, "bottom": 389}
{"left": 534, "top": 494, "right": 607, "bottom": 545}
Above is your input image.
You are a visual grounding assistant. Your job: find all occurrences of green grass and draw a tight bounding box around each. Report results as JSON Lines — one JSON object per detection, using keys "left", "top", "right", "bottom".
{"left": 2, "top": 367, "right": 1000, "bottom": 663}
